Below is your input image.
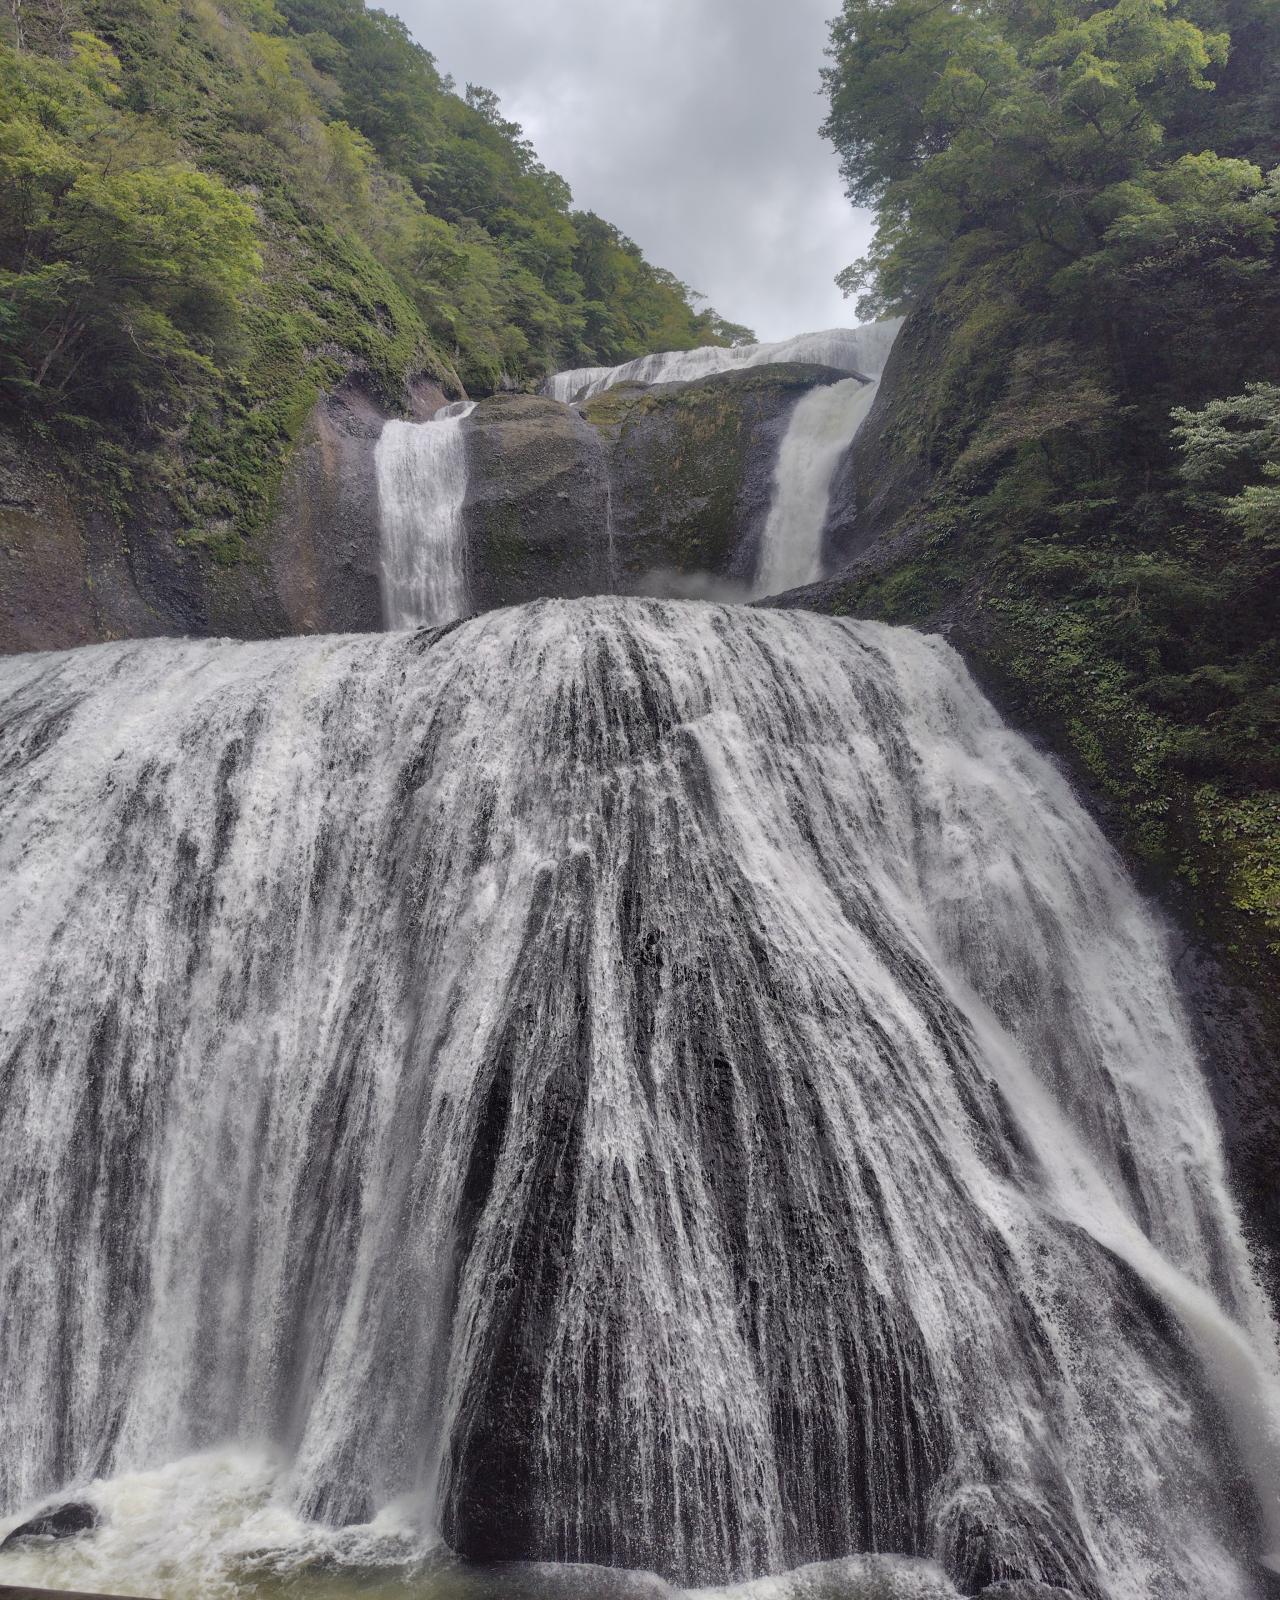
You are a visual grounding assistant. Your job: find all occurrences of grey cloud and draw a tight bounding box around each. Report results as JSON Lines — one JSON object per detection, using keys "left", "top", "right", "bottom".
{"left": 396, "top": 0, "right": 875, "bottom": 341}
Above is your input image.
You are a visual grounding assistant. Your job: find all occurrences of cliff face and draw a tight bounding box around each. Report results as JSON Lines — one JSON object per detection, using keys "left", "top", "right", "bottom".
{"left": 1, "top": 430, "right": 107, "bottom": 654}
{"left": 784, "top": 305, "right": 1280, "bottom": 1282}
{"left": 584, "top": 364, "right": 846, "bottom": 596}
{"left": 263, "top": 379, "right": 446, "bottom": 635}
{"left": 462, "top": 395, "right": 614, "bottom": 612}
{"left": 455, "top": 363, "right": 850, "bottom": 610}
{"left": 1, "top": 364, "right": 836, "bottom": 651}
{"left": 0, "top": 424, "right": 222, "bottom": 651}
{"left": 0, "top": 375, "right": 446, "bottom": 654}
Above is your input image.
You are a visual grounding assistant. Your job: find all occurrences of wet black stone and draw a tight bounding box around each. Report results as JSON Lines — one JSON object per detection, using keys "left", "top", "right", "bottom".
{"left": 1, "top": 1500, "right": 98, "bottom": 1548}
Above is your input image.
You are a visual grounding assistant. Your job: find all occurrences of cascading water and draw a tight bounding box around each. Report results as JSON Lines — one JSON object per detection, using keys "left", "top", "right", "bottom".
{"left": 375, "top": 400, "right": 477, "bottom": 628}
{"left": 545, "top": 320, "right": 901, "bottom": 405}
{"left": 753, "top": 376, "right": 878, "bottom": 596}
{"left": 2, "top": 598, "right": 1278, "bottom": 1600}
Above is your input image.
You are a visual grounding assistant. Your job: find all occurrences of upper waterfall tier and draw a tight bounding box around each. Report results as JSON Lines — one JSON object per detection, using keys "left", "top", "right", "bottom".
{"left": 376, "top": 401, "right": 478, "bottom": 629}
{"left": 1, "top": 599, "right": 1277, "bottom": 1599}
{"left": 544, "top": 321, "right": 903, "bottom": 405}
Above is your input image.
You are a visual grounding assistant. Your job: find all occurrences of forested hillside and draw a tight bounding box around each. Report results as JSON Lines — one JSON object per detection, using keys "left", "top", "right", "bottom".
{"left": 819, "top": 0, "right": 1280, "bottom": 1007}
{"left": 0, "top": 0, "right": 748, "bottom": 558}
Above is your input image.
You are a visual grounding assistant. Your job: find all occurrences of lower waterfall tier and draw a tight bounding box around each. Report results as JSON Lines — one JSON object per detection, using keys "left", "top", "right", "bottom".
{"left": 0, "top": 598, "right": 1277, "bottom": 1599}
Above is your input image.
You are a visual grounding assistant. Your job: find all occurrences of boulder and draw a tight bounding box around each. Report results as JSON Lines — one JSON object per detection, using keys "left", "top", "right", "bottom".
{"left": 586, "top": 363, "right": 848, "bottom": 595}
{"left": 1, "top": 1500, "right": 98, "bottom": 1548}
{"left": 462, "top": 394, "right": 613, "bottom": 611}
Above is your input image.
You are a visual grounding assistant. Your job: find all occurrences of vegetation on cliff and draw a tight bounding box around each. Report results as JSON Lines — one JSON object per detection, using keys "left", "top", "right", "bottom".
{"left": 0, "top": 0, "right": 748, "bottom": 559}
{"left": 821, "top": 0, "right": 1280, "bottom": 994}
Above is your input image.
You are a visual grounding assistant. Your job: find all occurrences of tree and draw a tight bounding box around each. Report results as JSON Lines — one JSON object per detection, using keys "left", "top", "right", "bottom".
{"left": 821, "top": 0, "right": 1242, "bottom": 320}
{"left": 1174, "top": 382, "right": 1280, "bottom": 547}
{"left": 0, "top": 42, "right": 259, "bottom": 416}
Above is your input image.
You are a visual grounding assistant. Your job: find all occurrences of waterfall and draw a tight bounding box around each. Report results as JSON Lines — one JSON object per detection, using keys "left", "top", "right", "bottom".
{"left": 753, "top": 377, "right": 877, "bottom": 596}
{"left": 2, "top": 598, "right": 1278, "bottom": 1600}
{"left": 375, "top": 401, "right": 477, "bottom": 628}
{"left": 545, "top": 320, "right": 902, "bottom": 405}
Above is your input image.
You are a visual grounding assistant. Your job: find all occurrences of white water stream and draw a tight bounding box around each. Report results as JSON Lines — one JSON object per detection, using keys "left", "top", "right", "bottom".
{"left": 375, "top": 401, "right": 477, "bottom": 628}
{"left": 1, "top": 600, "right": 1277, "bottom": 1598}
{"left": 545, "top": 321, "right": 902, "bottom": 406}
{"left": 753, "top": 376, "right": 878, "bottom": 596}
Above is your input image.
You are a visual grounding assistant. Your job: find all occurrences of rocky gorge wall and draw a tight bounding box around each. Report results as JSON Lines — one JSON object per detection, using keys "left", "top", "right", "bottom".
{"left": 0, "top": 375, "right": 448, "bottom": 655}
{"left": 0, "top": 363, "right": 847, "bottom": 652}
{"left": 786, "top": 309, "right": 1280, "bottom": 1286}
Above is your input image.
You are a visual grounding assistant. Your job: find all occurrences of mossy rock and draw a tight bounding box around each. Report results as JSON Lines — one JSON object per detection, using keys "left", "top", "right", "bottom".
{"left": 459, "top": 365, "right": 851, "bottom": 606}
{"left": 590, "top": 363, "right": 851, "bottom": 591}
{"left": 463, "top": 394, "right": 613, "bottom": 610}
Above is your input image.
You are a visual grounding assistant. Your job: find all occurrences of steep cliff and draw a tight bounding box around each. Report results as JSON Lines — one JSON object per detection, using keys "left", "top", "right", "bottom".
{"left": 0, "top": 374, "right": 446, "bottom": 651}
{"left": 783, "top": 302, "right": 1280, "bottom": 1272}
{"left": 462, "top": 395, "right": 613, "bottom": 612}
{"left": 454, "top": 364, "right": 854, "bottom": 609}
{"left": 585, "top": 364, "right": 850, "bottom": 595}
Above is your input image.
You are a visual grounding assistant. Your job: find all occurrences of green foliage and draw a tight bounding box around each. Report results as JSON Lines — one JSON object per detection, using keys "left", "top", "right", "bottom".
{"left": 1173, "top": 382, "right": 1280, "bottom": 546}
{"left": 0, "top": 43, "right": 258, "bottom": 418}
{"left": 0, "top": 0, "right": 745, "bottom": 558}
{"left": 822, "top": 0, "right": 1280, "bottom": 993}
{"left": 823, "top": 0, "right": 1241, "bottom": 310}
{"left": 266, "top": 0, "right": 745, "bottom": 383}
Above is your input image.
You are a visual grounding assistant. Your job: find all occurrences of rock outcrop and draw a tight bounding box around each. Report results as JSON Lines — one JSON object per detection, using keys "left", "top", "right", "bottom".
{"left": 585, "top": 363, "right": 849, "bottom": 596}
{"left": 462, "top": 394, "right": 613, "bottom": 611}
{"left": 1, "top": 1500, "right": 98, "bottom": 1548}
{"left": 0, "top": 374, "right": 446, "bottom": 655}
{"left": 451, "top": 364, "right": 852, "bottom": 609}
{"left": 0, "top": 428, "right": 162, "bottom": 653}
{"left": 261, "top": 379, "right": 446, "bottom": 634}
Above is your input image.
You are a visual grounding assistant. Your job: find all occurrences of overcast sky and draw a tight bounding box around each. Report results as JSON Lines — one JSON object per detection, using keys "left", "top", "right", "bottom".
{"left": 396, "top": 0, "right": 876, "bottom": 343}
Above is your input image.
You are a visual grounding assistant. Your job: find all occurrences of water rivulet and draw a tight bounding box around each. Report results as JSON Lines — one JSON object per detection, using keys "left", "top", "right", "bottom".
{"left": 1, "top": 600, "right": 1278, "bottom": 1599}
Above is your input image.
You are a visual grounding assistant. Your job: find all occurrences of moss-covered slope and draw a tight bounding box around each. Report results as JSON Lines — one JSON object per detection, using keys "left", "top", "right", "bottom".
{"left": 0, "top": 0, "right": 749, "bottom": 649}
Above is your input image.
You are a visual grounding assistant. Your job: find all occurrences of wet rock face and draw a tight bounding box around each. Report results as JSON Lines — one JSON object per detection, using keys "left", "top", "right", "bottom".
{"left": 1, "top": 1499, "right": 98, "bottom": 1547}
{"left": 819, "top": 309, "right": 940, "bottom": 574}
{"left": 588, "top": 363, "right": 849, "bottom": 596}
{"left": 0, "top": 427, "right": 159, "bottom": 655}
{"left": 0, "top": 373, "right": 446, "bottom": 655}
{"left": 265, "top": 378, "right": 437, "bottom": 636}
{"left": 461, "top": 394, "right": 614, "bottom": 611}
{"left": 456, "top": 365, "right": 851, "bottom": 608}
{"left": 2, "top": 362, "right": 847, "bottom": 649}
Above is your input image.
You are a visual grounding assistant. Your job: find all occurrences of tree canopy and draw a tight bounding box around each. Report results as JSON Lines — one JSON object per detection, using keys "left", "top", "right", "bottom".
{"left": 1, "top": 0, "right": 749, "bottom": 431}
{"left": 822, "top": 0, "right": 1280, "bottom": 984}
